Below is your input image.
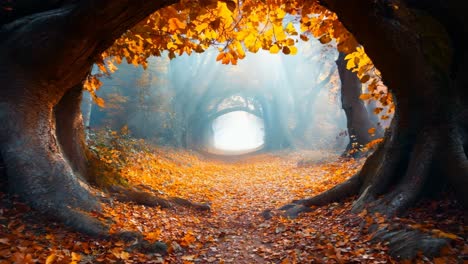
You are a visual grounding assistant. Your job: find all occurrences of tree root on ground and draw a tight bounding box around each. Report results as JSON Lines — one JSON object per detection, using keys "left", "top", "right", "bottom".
{"left": 369, "top": 226, "right": 450, "bottom": 260}
{"left": 108, "top": 184, "right": 211, "bottom": 211}
{"left": 278, "top": 122, "right": 467, "bottom": 259}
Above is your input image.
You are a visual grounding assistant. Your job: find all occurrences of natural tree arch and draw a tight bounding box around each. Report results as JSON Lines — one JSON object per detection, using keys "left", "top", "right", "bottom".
{"left": 0, "top": 0, "right": 466, "bottom": 259}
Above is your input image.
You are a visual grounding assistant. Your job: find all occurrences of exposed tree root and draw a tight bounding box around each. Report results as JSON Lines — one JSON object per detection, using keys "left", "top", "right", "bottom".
{"left": 56, "top": 206, "right": 111, "bottom": 237}
{"left": 370, "top": 225, "right": 450, "bottom": 259}
{"left": 111, "top": 231, "right": 168, "bottom": 254}
{"left": 294, "top": 174, "right": 362, "bottom": 207}
{"left": 282, "top": 120, "right": 467, "bottom": 258}
{"left": 278, "top": 173, "right": 361, "bottom": 218}
{"left": 366, "top": 129, "right": 439, "bottom": 216}
{"left": 279, "top": 204, "right": 313, "bottom": 219}
{"left": 109, "top": 184, "right": 211, "bottom": 211}
{"left": 351, "top": 120, "right": 404, "bottom": 212}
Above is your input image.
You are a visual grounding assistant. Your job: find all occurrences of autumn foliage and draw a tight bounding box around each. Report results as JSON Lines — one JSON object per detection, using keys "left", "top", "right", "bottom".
{"left": 0, "top": 131, "right": 464, "bottom": 263}
{"left": 83, "top": 0, "right": 393, "bottom": 119}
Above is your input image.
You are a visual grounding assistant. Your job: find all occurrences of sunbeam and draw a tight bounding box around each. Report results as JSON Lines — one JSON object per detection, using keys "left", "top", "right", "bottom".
{"left": 212, "top": 111, "right": 264, "bottom": 152}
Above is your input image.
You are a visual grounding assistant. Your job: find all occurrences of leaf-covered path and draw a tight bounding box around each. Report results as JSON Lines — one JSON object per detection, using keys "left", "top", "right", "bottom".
{"left": 103, "top": 149, "right": 370, "bottom": 263}
{"left": 0, "top": 146, "right": 465, "bottom": 263}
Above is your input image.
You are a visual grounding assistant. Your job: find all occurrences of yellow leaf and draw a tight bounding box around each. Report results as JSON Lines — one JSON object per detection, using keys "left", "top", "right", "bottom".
{"left": 217, "top": 1, "right": 233, "bottom": 21}
{"left": 285, "top": 22, "right": 296, "bottom": 34}
{"left": 244, "top": 33, "right": 261, "bottom": 53}
{"left": 269, "top": 44, "right": 280, "bottom": 54}
{"left": 236, "top": 30, "right": 250, "bottom": 41}
{"left": 344, "top": 53, "right": 355, "bottom": 60}
{"left": 346, "top": 58, "right": 356, "bottom": 69}
{"left": 274, "top": 8, "right": 286, "bottom": 20}
{"left": 195, "top": 23, "right": 208, "bottom": 33}
{"left": 289, "top": 46, "right": 298, "bottom": 55}
{"left": 167, "top": 42, "right": 177, "bottom": 50}
{"left": 234, "top": 41, "right": 245, "bottom": 59}
{"left": 273, "top": 24, "right": 287, "bottom": 41}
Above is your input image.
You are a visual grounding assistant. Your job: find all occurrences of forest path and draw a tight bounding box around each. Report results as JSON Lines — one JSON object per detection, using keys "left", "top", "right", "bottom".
{"left": 103, "top": 149, "right": 387, "bottom": 263}
{"left": 0, "top": 149, "right": 399, "bottom": 263}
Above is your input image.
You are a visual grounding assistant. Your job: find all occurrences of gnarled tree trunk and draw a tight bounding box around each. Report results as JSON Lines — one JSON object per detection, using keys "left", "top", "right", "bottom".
{"left": 0, "top": 0, "right": 178, "bottom": 236}
{"left": 286, "top": 0, "right": 467, "bottom": 258}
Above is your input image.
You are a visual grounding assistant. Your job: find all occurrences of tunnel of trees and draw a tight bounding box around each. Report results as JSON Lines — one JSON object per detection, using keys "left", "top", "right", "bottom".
{"left": 83, "top": 43, "right": 377, "bottom": 155}
{"left": 0, "top": 0, "right": 466, "bottom": 259}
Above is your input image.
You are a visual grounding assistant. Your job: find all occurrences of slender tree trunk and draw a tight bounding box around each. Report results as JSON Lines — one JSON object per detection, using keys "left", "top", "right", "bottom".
{"left": 366, "top": 100, "right": 385, "bottom": 134}
{"left": 336, "top": 52, "right": 376, "bottom": 156}
{"left": 81, "top": 91, "right": 93, "bottom": 140}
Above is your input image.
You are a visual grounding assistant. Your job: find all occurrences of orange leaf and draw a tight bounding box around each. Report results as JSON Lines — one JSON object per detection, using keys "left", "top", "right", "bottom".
{"left": 359, "top": 93, "right": 371, "bottom": 100}
{"left": 45, "top": 253, "right": 57, "bottom": 264}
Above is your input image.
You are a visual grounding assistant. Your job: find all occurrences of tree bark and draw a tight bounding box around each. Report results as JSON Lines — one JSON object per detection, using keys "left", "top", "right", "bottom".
{"left": 285, "top": 0, "right": 468, "bottom": 258}
{"left": 55, "top": 84, "right": 90, "bottom": 180}
{"left": 81, "top": 91, "right": 93, "bottom": 140}
{"left": 316, "top": 0, "right": 468, "bottom": 212}
{"left": 0, "top": 0, "right": 178, "bottom": 236}
{"left": 336, "top": 52, "right": 377, "bottom": 156}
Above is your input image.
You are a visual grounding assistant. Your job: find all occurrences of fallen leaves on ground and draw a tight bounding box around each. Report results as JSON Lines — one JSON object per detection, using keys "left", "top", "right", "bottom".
{"left": 0, "top": 141, "right": 465, "bottom": 263}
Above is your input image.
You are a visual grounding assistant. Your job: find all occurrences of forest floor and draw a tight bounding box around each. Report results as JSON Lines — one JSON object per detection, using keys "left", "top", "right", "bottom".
{"left": 0, "top": 135, "right": 466, "bottom": 263}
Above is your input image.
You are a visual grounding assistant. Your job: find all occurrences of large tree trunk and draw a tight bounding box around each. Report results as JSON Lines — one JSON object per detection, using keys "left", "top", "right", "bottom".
{"left": 0, "top": 0, "right": 178, "bottom": 236}
{"left": 286, "top": 0, "right": 467, "bottom": 258}
{"left": 336, "top": 52, "right": 379, "bottom": 156}
{"left": 315, "top": 0, "right": 468, "bottom": 214}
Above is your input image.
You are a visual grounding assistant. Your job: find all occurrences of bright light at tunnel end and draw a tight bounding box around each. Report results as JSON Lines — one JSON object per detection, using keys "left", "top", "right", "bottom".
{"left": 212, "top": 111, "right": 264, "bottom": 152}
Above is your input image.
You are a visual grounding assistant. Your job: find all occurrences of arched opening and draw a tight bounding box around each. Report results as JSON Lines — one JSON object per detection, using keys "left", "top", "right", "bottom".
{"left": 211, "top": 110, "right": 265, "bottom": 154}
{"left": 3, "top": 1, "right": 465, "bottom": 262}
